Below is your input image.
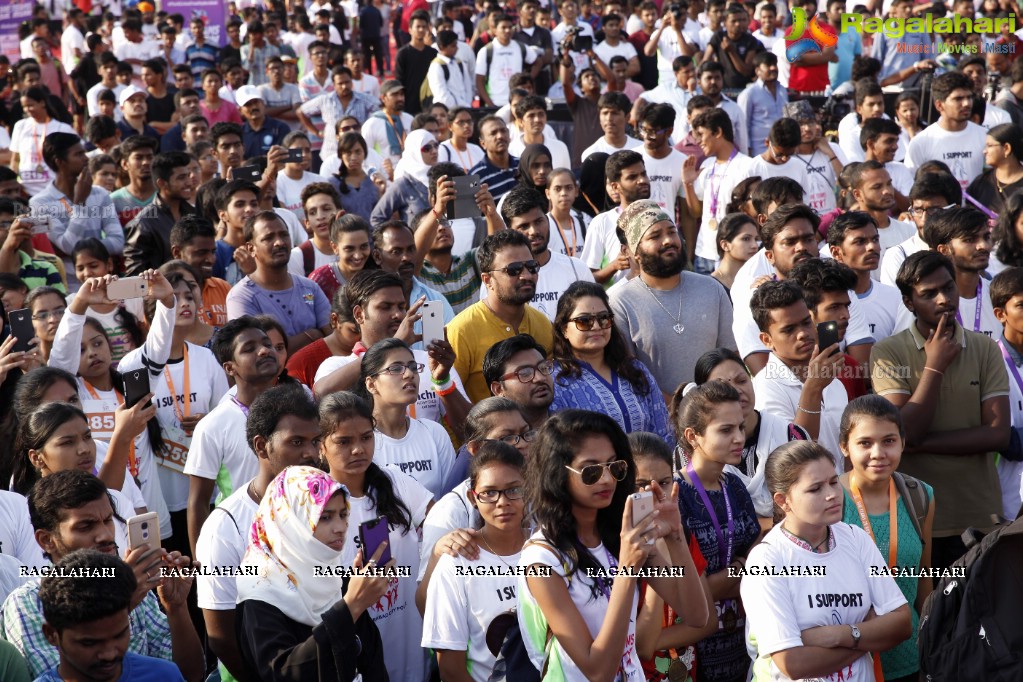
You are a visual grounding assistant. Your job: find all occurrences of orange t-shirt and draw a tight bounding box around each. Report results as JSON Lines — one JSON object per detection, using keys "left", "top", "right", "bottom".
{"left": 201, "top": 277, "right": 231, "bottom": 327}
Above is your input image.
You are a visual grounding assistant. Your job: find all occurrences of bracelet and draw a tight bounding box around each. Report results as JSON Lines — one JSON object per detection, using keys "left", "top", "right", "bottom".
{"left": 431, "top": 206, "right": 442, "bottom": 220}
{"left": 796, "top": 406, "right": 822, "bottom": 415}
{"left": 436, "top": 382, "right": 458, "bottom": 397}
{"left": 924, "top": 366, "right": 944, "bottom": 376}
{"left": 431, "top": 375, "right": 455, "bottom": 394}
{"left": 430, "top": 373, "right": 451, "bottom": 386}
{"left": 303, "top": 330, "right": 317, "bottom": 342}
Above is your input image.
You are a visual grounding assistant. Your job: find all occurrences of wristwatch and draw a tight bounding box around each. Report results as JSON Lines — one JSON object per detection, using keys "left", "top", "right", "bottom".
{"left": 849, "top": 624, "right": 862, "bottom": 649}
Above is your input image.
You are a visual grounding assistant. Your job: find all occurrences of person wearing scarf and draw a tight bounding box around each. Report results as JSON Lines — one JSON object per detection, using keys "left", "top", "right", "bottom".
{"left": 236, "top": 466, "right": 392, "bottom": 682}
{"left": 573, "top": 151, "right": 615, "bottom": 218}
{"left": 511, "top": 143, "right": 553, "bottom": 212}
{"left": 371, "top": 128, "right": 438, "bottom": 227}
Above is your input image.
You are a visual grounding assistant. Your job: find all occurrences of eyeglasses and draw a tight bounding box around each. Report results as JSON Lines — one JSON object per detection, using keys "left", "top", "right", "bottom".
{"left": 375, "top": 361, "right": 425, "bottom": 376}
{"left": 488, "top": 259, "right": 540, "bottom": 277}
{"left": 636, "top": 476, "right": 674, "bottom": 491}
{"left": 32, "top": 308, "right": 66, "bottom": 321}
{"left": 566, "top": 459, "right": 629, "bottom": 485}
{"left": 486, "top": 429, "right": 538, "bottom": 447}
{"left": 473, "top": 486, "right": 524, "bottom": 504}
{"left": 421, "top": 142, "right": 440, "bottom": 152}
{"left": 910, "top": 203, "right": 956, "bottom": 218}
{"left": 499, "top": 359, "right": 555, "bottom": 383}
{"left": 568, "top": 312, "right": 614, "bottom": 331}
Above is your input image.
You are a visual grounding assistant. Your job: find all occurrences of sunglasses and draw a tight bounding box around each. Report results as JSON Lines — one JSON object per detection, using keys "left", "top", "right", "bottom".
{"left": 568, "top": 312, "right": 613, "bottom": 331}
{"left": 421, "top": 142, "right": 440, "bottom": 153}
{"left": 565, "top": 459, "right": 629, "bottom": 485}
{"left": 489, "top": 259, "right": 540, "bottom": 277}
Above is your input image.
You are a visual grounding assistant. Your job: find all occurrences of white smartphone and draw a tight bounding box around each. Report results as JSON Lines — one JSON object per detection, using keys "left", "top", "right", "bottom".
{"left": 126, "top": 512, "right": 161, "bottom": 553}
{"left": 107, "top": 277, "right": 148, "bottom": 300}
{"left": 631, "top": 491, "right": 655, "bottom": 543}
{"left": 421, "top": 300, "right": 445, "bottom": 348}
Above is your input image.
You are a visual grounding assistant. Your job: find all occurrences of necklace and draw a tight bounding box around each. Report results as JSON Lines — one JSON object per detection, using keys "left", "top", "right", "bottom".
{"left": 247, "top": 479, "right": 261, "bottom": 504}
{"left": 479, "top": 527, "right": 523, "bottom": 569}
{"left": 643, "top": 280, "right": 685, "bottom": 335}
{"left": 780, "top": 523, "right": 830, "bottom": 552}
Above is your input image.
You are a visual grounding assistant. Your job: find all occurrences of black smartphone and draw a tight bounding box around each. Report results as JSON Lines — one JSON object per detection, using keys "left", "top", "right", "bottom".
{"left": 8, "top": 308, "right": 34, "bottom": 354}
{"left": 121, "top": 368, "right": 151, "bottom": 409}
{"left": 235, "top": 165, "right": 262, "bottom": 181}
{"left": 358, "top": 516, "right": 392, "bottom": 565}
{"left": 447, "top": 174, "right": 482, "bottom": 220}
{"left": 816, "top": 321, "right": 841, "bottom": 355}
{"left": 572, "top": 35, "right": 593, "bottom": 52}
{"left": 286, "top": 147, "right": 304, "bottom": 162}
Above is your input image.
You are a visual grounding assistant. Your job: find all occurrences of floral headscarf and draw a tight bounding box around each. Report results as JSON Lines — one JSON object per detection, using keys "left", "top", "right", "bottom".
{"left": 237, "top": 466, "right": 350, "bottom": 626}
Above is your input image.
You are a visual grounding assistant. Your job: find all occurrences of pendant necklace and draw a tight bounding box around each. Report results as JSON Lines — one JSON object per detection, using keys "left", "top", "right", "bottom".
{"left": 643, "top": 280, "right": 685, "bottom": 335}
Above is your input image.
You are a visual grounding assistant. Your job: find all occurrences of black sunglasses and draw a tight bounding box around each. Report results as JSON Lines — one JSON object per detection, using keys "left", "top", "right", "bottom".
{"left": 489, "top": 259, "right": 540, "bottom": 277}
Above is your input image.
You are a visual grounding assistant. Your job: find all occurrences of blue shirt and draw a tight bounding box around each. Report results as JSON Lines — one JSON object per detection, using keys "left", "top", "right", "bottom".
{"left": 469, "top": 155, "right": 520, "bottom": 201}
{"left": 186, "top": 42, "right": 219, "bottom": 79}
{"left": 34, "top": 652, "right": 185, "bottom": 681}
{"left": 830, "top": 27, "right": 862, "bottom": 92}
{"left": 872, "top": 31, "right": 934, "bottom": 90}
{"left": 241, "top": 117, "right": 291, "bottom": 160}
{"left": 225, "top": 274, "right": 332, "bottom": 336}
{"left": 736, "top": 80, "right": 789, "bottom": 157}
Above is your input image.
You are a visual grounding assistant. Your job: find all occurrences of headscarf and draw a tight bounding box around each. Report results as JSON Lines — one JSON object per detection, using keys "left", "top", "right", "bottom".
{"left": 517, "top": 143, "right": 553, "bottom": 211}
{"left": 237, "top": 465, "right": 350, "bottom": 627}
{"left": 393, "top": 128, "right": 437, "bottom": 188}
{"left": 574, "top": 152, "right": 614, "bottom": 218}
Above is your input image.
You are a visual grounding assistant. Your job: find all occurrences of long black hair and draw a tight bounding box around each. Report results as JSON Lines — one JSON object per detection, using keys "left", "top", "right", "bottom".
{"left": 12, "top": 402, "right": 91, "bottom": 495}
{"left": 525, "top": 409, "right": 635, "bottom": 600}
{"left": 995, "top": 192, "right": 1023, "bottom": 268}
{"left": 72, "top": 239, "right": 145, "bottom": 349}
{"left": 318, "top": 391, "right": 414, "bottom": 534}
{"left": 356, "top": 338, "right": 412, "bottom": 408}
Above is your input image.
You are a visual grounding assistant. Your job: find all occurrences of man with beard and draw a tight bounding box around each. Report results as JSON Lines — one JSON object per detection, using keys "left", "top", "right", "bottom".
{"left": 116, "top": 85, "right": 160, "bottom": 143}
{"left": 871, "top": 250, "right": 1009, "bottom": 571}
{"left": 29, "top": 132, "right": 122, "bottom": 291}
{"left": 225, "top": 211, "right": 331, "bottom": 352}
{"left": 448, "top": 230, "right": 554, "bottom": 402}
{"left": 184, "top": 317, "right": 283, "bottom": 558}
{"left": 124, "top": 152, "right": 198, "bottom": 275}
{"left": 170, "top": 215, "right": 232, "bottom": 327}
{"left": 848, "top": 160, "right": 915, "bottom": 268}
{"left": 608, "top": 199, "right": 735, "bottom": 393}
{"left": 483, "top": 334, "right": 555, "bottom": 429}
{"left": 731, "top": 203, "right": 874, "bottom": 374}
{"left": 312, "top": 269, "right": 470, "bottom": 430}
{"left": 922, "top": 206, "right": 1000, "bottom": 339}
{"left": 581, "top": 149, "right": 649, "bottom": 285}
{"left": 498, "top": 187, "right": 595, "bottom": 320}
{"left": 1, "top": 470, "right": 203, "bottom": 681}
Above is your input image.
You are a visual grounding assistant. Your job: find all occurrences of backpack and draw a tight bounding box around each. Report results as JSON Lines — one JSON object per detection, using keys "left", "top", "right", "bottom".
{"left": 483, "top": 39, "right": 527, "bottom": 83}
{"left": 917, "top": 512, "right": 1023, "bottom": 680}
{"left": 300, "top": 240, "right": 316, "bottom": 277}
{"left": 420, "top": 57, "right": 465, "bottom": 109}
{"left": 892, "top": 471, "right": 929, "bottom": 544}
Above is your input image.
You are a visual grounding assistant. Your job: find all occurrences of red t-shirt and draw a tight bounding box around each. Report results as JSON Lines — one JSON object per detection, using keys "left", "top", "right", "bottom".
{"left": 285, "top": 338, "right": 334, "bottom": 390}
{"left": 838, "top": 352, "right": 869, "bottom": 402}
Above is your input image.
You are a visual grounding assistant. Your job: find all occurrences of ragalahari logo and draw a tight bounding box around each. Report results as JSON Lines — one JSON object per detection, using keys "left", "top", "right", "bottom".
{"left": 785, "top": 8, "right": 838, "bottom": 63}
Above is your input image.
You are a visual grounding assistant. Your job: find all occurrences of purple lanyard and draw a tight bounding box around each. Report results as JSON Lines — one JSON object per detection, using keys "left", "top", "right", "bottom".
{"left": 998, "top": 340, "right": 1023, "bottom": 396}
{"left": 595, "top": 545, "right": 619, "bottom": 600}
{"left": 686, "top": 463, "right": 734, "bottom": 569}
{"left": 954, "top": 280, "right": 982, "bottom": 332}
{"left": 707, "top": 148, "right": 738, "bottom": 217}
{"left": 230, "top": 396, "right": 250, "bottom": 417}
{"left": 965, "top": 192, "right": 998, "bottom": 222}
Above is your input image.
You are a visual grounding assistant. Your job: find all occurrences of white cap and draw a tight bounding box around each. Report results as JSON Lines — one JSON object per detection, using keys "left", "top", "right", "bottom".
{"left": 118, "top": 85, "right": 147, "bottom": 106}
{"left": 235, "top": 85, "right": 264, "bottom": 108}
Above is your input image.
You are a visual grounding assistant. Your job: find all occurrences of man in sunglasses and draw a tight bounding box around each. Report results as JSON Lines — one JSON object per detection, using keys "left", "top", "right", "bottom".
{"left": 448, "top": 230, "right": 554, "bottom": 402}
{"left": 608, "top": 199, "right": 736, "bottom": 393}
{"left": 483, "top": 334, "right": 556, "bottom": 430}
{"left": 498, "top": 186, "right": 595, "bottom": 321}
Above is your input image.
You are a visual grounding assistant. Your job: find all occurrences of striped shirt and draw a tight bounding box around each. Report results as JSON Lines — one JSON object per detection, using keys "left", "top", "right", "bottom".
{"left": 469, "top": 155, "right": 519, "bottom": 201}
{"left": 420, "top": 248, "right": 481, "bottom": 315}
{"left": 15, "top": 250, "right": 65, "bottom": 292}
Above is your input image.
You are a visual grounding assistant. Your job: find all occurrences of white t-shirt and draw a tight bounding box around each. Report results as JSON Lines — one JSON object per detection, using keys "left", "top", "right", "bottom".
{"left": 751, "top": 28, "right": 781, "bottom": 50}
{"left": 439, "top": 141, "right": 485, "bottom": 174}
{"left": 581, "top": 136, "right": 642, "bottom": 162}
{"left": 87, "top": 81, "right": 126, "bottom": 119}
{"left": 723, "top": 411, "right": 800, "bottom": 518}
{"left": 748, "top": 156, "right": 811, "bottom": 196}
{"left": 641, "top": 149, "right": 688, "bottom": 220}
{"left": 655, "top": 28, "right": 687, "bottom": 85}
{"left": 693, "top": 152, "right": 755, "bottom": 262}
{"left": 352, "top": 73, "right": 381, "bottom": 100}
{"left": 418, "top": 479, "right": 476, "bottom": 582}
{"left": 580, "top": 207, "right": 627, "bottom": 284}
{"left": 879, "top": 232, "right": 928, "bottom": 288}
{"left": 362, "top": 112, "right": 416, "bottom": 166}
{"left": 10, "top": 119, "right": 77, "bottom": 196}
{"left": 195, "top": 481, "right": 258, "bottom": 610}
{"left": 423, "top": 548, "right": 524, "bottom": 682}
{"left": 875, "top": 218, "right": 917, "bottom": 280}
{"left": 905, "top": 121, "right": 988, "bottom": 189}
{"left": 958, "top": 276, "right": 1002, "bottom": 340}
{"left": 516, "top": 532, "right": 643, "bottom": 681}
{"left": 61, "top": 26, "right": 87, "bottom": 75}
{"left": 475, "top": 40, "right": 539, "bottom": 107}
{"left": 480, "top": 250, "right": 595, "bottom": 321}
{"left": 983, "top": 103, "right": 1012, "bottom": 130}
{"left": 287, "top": 241, "right": 334, "bottom": 279}
{"left": 741, "top": 523, "right": 908, "bottom": 682}
{"left": 509, "top": 135, "right": 572, "bottom": 171}
{"left": 374, "top": 418, "right": 459, "bottom": 499}
{"left": 854, "top": 280, "right": 912, "bottom": 345}
{"left": 0, "top": 491, "right": 46, "bottom": 568}
{"left": 546, "top": 211, "right": 589, "bottom": 259}
{"left": 593, "top": 39, "right": 637, "bottom": 67}
{"left": 794, "top": 143, "right": 846, "bottom": 214}
{"left": 182, "top": 397, "right": 254, "bottom": 504}
{"left": 277, "top": 171, "right": 329, "bottom": 222}
{"left": 341, "top": 468, "right": 433, "bottom": 682}
{"left": 887, "top": 161, "right": 914, "bottom": 196}
{"left": 837, "top": 112, "right": 908, "bottom": 163}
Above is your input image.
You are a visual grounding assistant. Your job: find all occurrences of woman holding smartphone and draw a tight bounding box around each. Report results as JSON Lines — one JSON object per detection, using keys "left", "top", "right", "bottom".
{"left": 319, "top": 391, "right": 434, "bottom": 682}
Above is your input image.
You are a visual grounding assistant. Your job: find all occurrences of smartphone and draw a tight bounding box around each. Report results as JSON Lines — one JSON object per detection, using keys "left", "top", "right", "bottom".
{"left": 447, "top": 174, "right": 482, "bottom": 221}
{"left": 631, "top": 491, "right": 655, "bottom": 543}
{"left": 816, "top": 321, "right": 841, "bottom": 355}
{"left": 421, "top": 300, "right": 445, "bottom": 349}
{"left": 286, "top": 147, "right": 305, "bottom": 162}
{"left": 358, "top": 516, "right": 392, "bottom": 566}
{"left": 121, "top": 368, "right": 151, "bottom": 409}
{"left": 21, "top": 215, "right": 50, "bottom": 235}
{"left": 572, "top": 34, "right": 593, "bottom": 52}
{"left": 107, "top": 277, "right": 148, "bottom": 301}
{"left": 8, "top": 308, "right": 34, "bottom": 354}
{"left": 235, "top": 164, "right": 263, "bottom": 181}
{"left": 127, "top": 512, "right": 161, "bottom": 553}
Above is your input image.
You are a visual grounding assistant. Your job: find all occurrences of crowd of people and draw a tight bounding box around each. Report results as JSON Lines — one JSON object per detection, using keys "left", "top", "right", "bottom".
{"left": 0, "top": 0, "right": 1023, "bottom": 680}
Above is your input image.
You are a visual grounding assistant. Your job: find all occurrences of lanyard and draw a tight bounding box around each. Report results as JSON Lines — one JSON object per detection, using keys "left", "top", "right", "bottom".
{"left": 230, "top": 395, "right": 250, "bottom": 417}
{"left": 954, "top": 280, "right": 982, "bottom": 332}
{"left": 998, "top": 339, "right": 1023, "bottom": 396}
{"left": 83, "top": 380, "right": 138, "bottom": 478}
{"left": 383, "top": 111, "right": 406, "bottom": 149}
{"left": 849, "top": 477, "right": 899, "bottom": 567}
{"left": 685, "top": 462, "right": 734, "bottom": 568}
{"left": 162, "top": 346, "right": 191, "bottom": 422}
{"left": 594, "top": 545, "right": 619, "bottom": 599}
{"left": 451, "top": 144, "right": 473, "bottom": 172}
{"left": 33, "top": 120, "right": 49, "bottom": 165}
{"left": 707, "top": 148, "right": 738, "bottom": 217}
{"left": 549, "top": 212, "right": 578, "bottom": 257}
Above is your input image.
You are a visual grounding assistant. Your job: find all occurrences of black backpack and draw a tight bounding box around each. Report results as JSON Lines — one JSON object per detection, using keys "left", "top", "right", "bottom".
{"left": 917, "top": 513, "right": 1023, "bottom": 680}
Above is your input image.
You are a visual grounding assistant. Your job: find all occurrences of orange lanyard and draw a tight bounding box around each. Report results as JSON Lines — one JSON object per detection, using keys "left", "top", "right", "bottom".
{"left": 32, "top": 121, "right": 48, "bottom": 164}
{"left": 850, "top": 477, "right": 898, "bottom": 567}
{"left": 549, "top": 212, "right": 578, "bottom": 257}
{"left": 83, "top": 379, "right": 138, "bottom": 478}
{"left": 163, "top": 346, "right": 191, "bottom": 422}
{"left": 383, "top": 111, "right": 406, "bottom": 150}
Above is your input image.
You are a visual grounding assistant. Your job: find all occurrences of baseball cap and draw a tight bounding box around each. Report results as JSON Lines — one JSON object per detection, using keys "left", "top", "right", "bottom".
{"left": 380, "top": 79, "right": 405, "bottom": 96}
{"left": 235, "top": 85, "right": 264, "bottom": 108}
{"left": 119, "top": 85, "right": 147, "bottom": 106}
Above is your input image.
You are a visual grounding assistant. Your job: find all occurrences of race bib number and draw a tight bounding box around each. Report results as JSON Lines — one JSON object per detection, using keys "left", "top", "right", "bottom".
{"left": 81, "top": 400, "right": 119, "bottom": 440}
{"left": 157, "top": 423, "right": 192, "bottom": 474}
